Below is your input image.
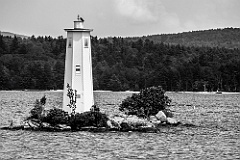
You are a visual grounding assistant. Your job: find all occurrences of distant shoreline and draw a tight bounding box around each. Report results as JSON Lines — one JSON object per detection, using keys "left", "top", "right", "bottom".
{"left": 170, "top": 91, "right": 240, "bottom": 95}
{"left": 0, "top": 90, "right": 239, "bottom": 95}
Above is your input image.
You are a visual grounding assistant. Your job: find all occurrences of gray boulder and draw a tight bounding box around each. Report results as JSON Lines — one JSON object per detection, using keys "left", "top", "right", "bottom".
{"left": 121, "top": 115, "right": 154, "bottom": 129}
{"left": 118, "top": 115, "right": 156, "bottom": 131}
{"left": 166, "top": 117, "right": 178, "bottom": 125}
{"left": 108, "top": 115, "right": 125, "bottom": 128}
{"left": 107, "top": 119, "right": 121, "bottom": 129}
{"left": 155, "top": 111, "right": 167, "bottom": 122}
{"left": 149, "top": 116, "right": 161, "bottom": 125}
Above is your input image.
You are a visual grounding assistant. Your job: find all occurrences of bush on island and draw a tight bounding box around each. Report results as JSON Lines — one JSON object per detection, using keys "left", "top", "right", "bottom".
{"left": 42, "top": 108, "right": 69, "bottom": 126}
{"left": 69, "top": 111, "right": 109, "bottom": 129}
{"left": 28, "top": 99, "right": 44, "bottom": 120}
{"left": 119, "top": 86, "right": 172, "bottom": 118}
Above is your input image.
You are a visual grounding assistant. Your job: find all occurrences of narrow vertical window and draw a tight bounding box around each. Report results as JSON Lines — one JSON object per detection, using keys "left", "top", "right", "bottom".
{"left": 76, "top": 65, "right": 80, "bottom": 75}
{"left": 84, "top": 38, "right": 89, "bottom": 48}
{"left": 68, "top": 38, "right": 72, "bottom": 48}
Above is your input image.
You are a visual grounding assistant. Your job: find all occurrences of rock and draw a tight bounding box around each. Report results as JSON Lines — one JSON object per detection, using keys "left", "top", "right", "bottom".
{"left": 125, "top": 115, "right": 148, "bottom": 127}
{"left": 41, "top": 122, "right": 50, "bottom": 128}
{"left": 155, "top": 111, "right": 167, "bottom": 122}
{"left": 107, "top": 120, "right": 113, "bottom": 128}
{"left": 25, "top": 119, "right": 41, "bottom": 129}
{"left": 58, "top": 124, "right": 71, "bottom": 130}
{"left": 149, "top": 116, "right": 157, "bottom": 122}
{"left": 108, "top": 116, "right": 124, "bottom": 128}
{"left": 149, "top": 116, "right": 161, "bottom": 126}
{"left": 106, "top": 120, "right": 120, "bottom": 129}
{"left": 122, "top": 116, "right": 157, "bottom": 132}
{"left": 112, "top": 116, "right": 125, "bottom": 124}
{"left": 166, "top": 117, "right": 178, "bottom": 125}
{"left": 145, "top": 121, "right": 155, "bottom": 128}
{"left": 120, "top": 115, "right": 152, "bottom": 131}
{"left": 109, "top": 115, "right": 151, "bottom": 131}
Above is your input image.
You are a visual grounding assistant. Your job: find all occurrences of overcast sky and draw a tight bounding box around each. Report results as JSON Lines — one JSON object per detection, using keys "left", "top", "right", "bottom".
{"left": 0, "top": 0, "right": 239, "bottom": 38}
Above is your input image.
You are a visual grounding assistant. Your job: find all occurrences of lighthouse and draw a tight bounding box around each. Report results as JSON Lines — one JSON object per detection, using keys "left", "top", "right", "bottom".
{"left": 63, "top": 16, "right": 94, "bottom": 113}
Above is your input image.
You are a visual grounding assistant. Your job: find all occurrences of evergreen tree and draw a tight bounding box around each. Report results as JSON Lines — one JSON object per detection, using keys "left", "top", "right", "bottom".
{"left": 0, "top": 63, "right": 9, "bottom": 90}
{"left": 18, "top": 43, "right": 28, "bottom": 54}
{"left": 10, "top": 36, "right": 20, "bottom": 54}
{"left": 0, "top": 35, "right": 7, "bottom": 54}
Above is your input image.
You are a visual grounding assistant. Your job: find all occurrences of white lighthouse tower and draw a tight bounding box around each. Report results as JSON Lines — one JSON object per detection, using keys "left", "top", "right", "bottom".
{"left": 63, "top": 16, "right": 94, "bottom": 113}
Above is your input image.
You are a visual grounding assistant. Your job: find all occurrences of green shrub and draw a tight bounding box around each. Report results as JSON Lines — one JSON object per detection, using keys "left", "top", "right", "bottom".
{"left": 119, "top": 86, "right": 171, "bottom": 118}
{"left": 70, "top": 111, "right": 109, "bottom": 129}
{"left": 29, "top": 99, "right": 44, "bottom": 119}
{"left": 42, "top": 108, "right": 69, "bottom": 126}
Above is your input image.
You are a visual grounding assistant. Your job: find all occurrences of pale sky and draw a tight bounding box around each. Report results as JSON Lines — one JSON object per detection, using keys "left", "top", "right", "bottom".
{"left": 0, "top": 0, "right": 239, "bottom": 38}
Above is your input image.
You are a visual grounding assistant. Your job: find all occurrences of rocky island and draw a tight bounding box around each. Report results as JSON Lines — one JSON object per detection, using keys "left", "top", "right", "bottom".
{"left": 1, "top": 86, "right": 182, "bottom": 132}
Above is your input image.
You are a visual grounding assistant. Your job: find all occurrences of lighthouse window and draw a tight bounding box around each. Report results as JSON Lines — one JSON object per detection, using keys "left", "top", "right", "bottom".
{"left": 76, "top": 65, "right": 81, "bottom": 74}
{"left": 84, "top": 38, "right": 89, "bottom": 48}
{"left": 68, "top": 38, "right": 72, "bottom": 48}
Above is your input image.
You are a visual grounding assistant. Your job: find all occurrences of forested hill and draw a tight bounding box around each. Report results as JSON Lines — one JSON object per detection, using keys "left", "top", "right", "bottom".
{"left": 0, "top": 28, "right": 240, "bottom": 92}
{"left": 126, "top": 28, "right": 240, "bottom": 49}
{"left": 0, "top": 31, "right": 29, "bottom": 39}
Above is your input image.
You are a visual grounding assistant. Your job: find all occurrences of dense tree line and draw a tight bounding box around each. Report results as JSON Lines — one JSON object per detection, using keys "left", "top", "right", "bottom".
{"left": 91, "top": 37, "right": 240, "bottom": 91}
{"left": 0, "top": 35, "right": 65, "bottom": 90}
{"left": 0, "top": 28, "right": 240, "bottom": 91}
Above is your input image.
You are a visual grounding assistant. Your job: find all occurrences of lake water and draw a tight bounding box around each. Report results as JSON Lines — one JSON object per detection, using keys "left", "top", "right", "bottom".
{"left": 0, "top": 91, "right": 240, "bottom": 159}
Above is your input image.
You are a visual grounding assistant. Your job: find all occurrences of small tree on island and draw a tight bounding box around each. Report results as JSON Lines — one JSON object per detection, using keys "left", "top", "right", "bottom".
{"left": 66, "top": 83, "right": 77, "bottom": 116}
{"left": 119, "top": 86, "right": 172, "bottom": 118}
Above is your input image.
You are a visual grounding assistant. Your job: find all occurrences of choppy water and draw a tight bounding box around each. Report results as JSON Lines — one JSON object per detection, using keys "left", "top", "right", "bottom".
{"left": 0, "top": 91, "right": 240, "bottom": 159}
